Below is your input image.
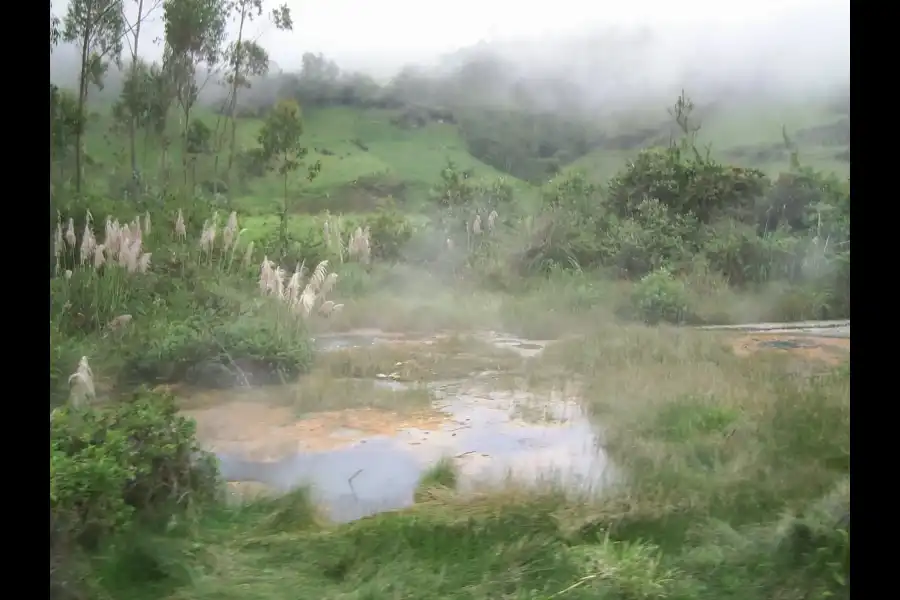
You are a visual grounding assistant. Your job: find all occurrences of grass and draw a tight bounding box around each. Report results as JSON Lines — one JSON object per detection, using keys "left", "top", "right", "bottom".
{"left": 566, "top": 97, "right": 850, "bottom": 181}
{"left": 75, "top": 319, "right": 849, "bottom": 600}
{"left": 313, "top": 335, "right": 528, "bottom": 381}
{"left": 51, "top": 218, "right": 850, "bottom": 598}
{"left": 77, "top": 95, "right": 848, "bottom": 220}
{"left": 78, "top": 105, "right": 514, "bottom": 215}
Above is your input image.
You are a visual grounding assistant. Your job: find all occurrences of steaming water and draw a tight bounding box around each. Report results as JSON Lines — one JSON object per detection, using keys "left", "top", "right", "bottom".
{"left": 186, "top": 323, "right": 850, "bottom": 521}
{"left": 188, "top": 330, "right": 613, "bottom": 522}
{"left": 217, "top": 379, "right": 610, "bottom": 522}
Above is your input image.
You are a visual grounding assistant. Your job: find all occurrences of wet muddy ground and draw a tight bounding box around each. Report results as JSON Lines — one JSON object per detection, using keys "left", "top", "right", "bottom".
{"left": 710, "top": 320, "right": 850, "bottom": 366}
{"left": 180, "top": 323, "right": 849, "bottom": 521}
{"left": 730, "top": 333, "right": 849, "bottom": 365}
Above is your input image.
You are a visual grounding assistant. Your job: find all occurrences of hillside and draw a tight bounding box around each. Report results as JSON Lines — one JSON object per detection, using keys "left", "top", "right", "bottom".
{"left": 74, "top": 95, "right": 848, "bottom": 221}
{"left": 76, "top": 104, "right": 515, "bottom": 216}
{"left": 567, "top": 97, "right": 849, "bottom": 181}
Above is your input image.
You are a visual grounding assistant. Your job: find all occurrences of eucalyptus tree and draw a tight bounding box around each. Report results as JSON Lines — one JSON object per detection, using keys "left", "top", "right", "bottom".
{"left": 63, "top": 0, "right": 125, "bottom": 192}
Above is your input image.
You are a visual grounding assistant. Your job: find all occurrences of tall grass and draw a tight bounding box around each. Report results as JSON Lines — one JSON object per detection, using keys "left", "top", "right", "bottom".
{"left": 64, "top": 319, "right": 848, "bottom": 600}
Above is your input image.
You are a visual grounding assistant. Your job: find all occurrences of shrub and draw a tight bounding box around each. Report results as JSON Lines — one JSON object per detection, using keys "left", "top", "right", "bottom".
{"left": 363, "top": 206, "right": 414, "bottom": 262}
{"left": 608, "top": 146, "right": 769, "bottom": 224}
{"left": 629, "top": 268, "right": 692, "bottom": 325}
{"left": 602, "top": 198, "right": 699, "bottom": 278}
{"left": 50, "top": 390, "right": 218, "bottom": 593}
{"left": 759, "top": 168, "right": 850, "bottom": 234}
{"left": 121, "top": 311, "right": 315, "bottom": 387}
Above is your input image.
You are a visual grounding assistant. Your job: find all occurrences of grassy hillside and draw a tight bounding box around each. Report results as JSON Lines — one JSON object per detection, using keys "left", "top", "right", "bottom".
{"left": 566, "top": 98, "right": 850, "bottom": 181}
{"left": 76, "top": 94, "right": 848, "bottom": 220}
{"left": 79, "top": 105, "right": 519, "bottom": 216}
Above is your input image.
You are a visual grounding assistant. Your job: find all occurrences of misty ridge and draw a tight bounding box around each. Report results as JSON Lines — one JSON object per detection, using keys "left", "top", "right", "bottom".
{"left": 50, "top": 1, "right": 849, "bottom": 120}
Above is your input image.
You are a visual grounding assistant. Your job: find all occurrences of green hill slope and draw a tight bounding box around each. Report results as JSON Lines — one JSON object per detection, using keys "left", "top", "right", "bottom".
{"left": 566, "top": 98, "right": 850, "bottom": 182}
{"left": 77, "top": 96, "right": 848, "bottom": 216}
{"left": 79, "top": 105, "right": 519, "bottom": 215}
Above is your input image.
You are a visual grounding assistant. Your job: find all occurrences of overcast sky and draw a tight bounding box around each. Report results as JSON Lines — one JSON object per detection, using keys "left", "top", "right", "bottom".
{"left": 51, "top": 0, "right": 849, "bottom": 82}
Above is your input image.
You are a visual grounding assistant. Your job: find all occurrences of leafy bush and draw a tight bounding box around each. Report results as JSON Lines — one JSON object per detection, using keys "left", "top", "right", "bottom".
{"left": 759, "top": 168, "right": 850, "bottom": 234}
{"left": 602, "top": 198, "right": 700, "bottom": 278}
{"left": 608, "top": 146, "right": 769, "bottom": 224}
{"left": 121, "top": 310, "right": 315, "bottom": 387}
{"left": 700, "top": 222, "right": 799, "bottom": 286}
{"left": 50, "top": 391, "right": 218, "bottom": 594}
{"left": 256, "top": 223, "right": 331, "bottom": 266}
{"left": 629, "top": 268, "right": 692, "bottom": 325}
{"left": 363, "top": 205, "right": 414, "bottom": 262}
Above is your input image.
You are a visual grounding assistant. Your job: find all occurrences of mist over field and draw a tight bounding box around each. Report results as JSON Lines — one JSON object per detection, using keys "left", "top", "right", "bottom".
{"left": 50, "top": 0, "right": 850, "bottom": 113}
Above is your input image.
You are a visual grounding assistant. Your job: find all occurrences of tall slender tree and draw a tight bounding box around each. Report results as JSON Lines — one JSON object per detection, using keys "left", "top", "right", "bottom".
{"left": 121, "top": 0, "right": 163, "bottom": 178}
{"left": 222, "top": 1, "right": 292, "bottom": 184}
{"left": 163, "top": 0, "right": 227, "bottom": 188}
{"left": 258, "top": 99, "right": 320, "bottom": 259}
{"left": 63, "top": 0, "right": 125, "bottom": 193}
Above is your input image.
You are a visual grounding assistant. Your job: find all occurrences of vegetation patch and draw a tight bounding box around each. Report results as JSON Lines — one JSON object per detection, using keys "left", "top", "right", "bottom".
{"left": 50, "top": 2, "right": 849, "bottom": 597}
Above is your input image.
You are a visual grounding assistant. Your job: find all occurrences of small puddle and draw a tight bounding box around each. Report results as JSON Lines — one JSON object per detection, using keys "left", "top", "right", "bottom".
{"left": 730, "top": 333, "right": 849, "bottom": 365}
{"left": 313, "top": 329, "right": 443, "bottom": 352}
{"left": 183, "top": 374, "right": 609, "bottom": 522}
{"left": 485, "top": 336, "right": 551, "bottom": 358}
{"left": 313, "top": 329, "right": 552, "bottom": 358}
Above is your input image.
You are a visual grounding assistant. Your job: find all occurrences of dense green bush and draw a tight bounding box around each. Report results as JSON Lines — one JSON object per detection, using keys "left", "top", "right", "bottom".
{"left": 362, "top": 205, "right": 414, "bottom": 262}
{"left": 602, "top": 198, "right": 700, "bottom": 278}
{"left": 120, "top": 310, "right": 314, "bottom": 387}
{"left": 759, "top": 168, "right": 850, "bottom": 234}
{"left": 50, "top": 391, "right": 219, "bottom": 595}
{"left": 608, "top": 146, "right": 769, "bottom": 224}
{"left": 629, "top": 267, "right": 692, "bottom": 325}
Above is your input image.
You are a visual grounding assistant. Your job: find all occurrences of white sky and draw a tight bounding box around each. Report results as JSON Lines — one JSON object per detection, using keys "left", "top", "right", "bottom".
{"left": 52, "top": 0, "right": 849, "bottom": 79}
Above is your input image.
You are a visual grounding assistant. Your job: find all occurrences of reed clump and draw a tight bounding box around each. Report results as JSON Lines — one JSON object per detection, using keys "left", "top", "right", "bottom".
{"left": 67, "top": 355, "right": 96, "bottom": 408}
{"left": 323, "top": 211, "right": 371, "bottom": 264}
{"left": 258, "top": 257, "right": 344, "bottom": 318}
{"left": 52, "top": 210, "right": 155, "bottom": 333}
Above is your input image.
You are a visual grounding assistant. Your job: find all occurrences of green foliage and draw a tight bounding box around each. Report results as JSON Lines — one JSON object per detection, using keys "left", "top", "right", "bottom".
{"left": 607, "top": 146, "right": 769, "bottom": 224}
{"left": 603, "top": 198, "right": 700, "bottom": 278}
{"left": 255, "top": 221, "right": 331, "bottom": 268}
{"left": 186, "top": 119, "right": 213, "bottom": 154}
{"left": 121, "top": 307, "right": 314, "bottom": 387}
{"left": 760, "top": 167, "right": 850, "bottom": 235}
{"left": 50, "top": 390, "right": 218, "bottom": 594}
{"left": 112, "top": 60, "right": 174, "bottom": 141}
{"left": 259, "top": 99, "right": 322, "bottom": 257}
{"left": 51, "top": 84, "right": 84, "bottom": 160}
{"left": 458, "top": 109, "right": 600, "bottom": 182}
{"left": 629, "top": 268, "right": 692, "bottom": 325}
{"left": 258, "top": 99, "right": 307, "bottom": 174}
{"left": 432, "top": 160, "right": 515, "bottom": 247}
{"left": 51, "top": 322, "right": 88, "bottom": 406}
{"left": 363, "top": 204, "right": 414, "bottom": 261}
{"left": 414, "top": 457, "right": 459, "bottom": 501}
{"left": 700, "top": 221, "right": 796, "bottom": 286}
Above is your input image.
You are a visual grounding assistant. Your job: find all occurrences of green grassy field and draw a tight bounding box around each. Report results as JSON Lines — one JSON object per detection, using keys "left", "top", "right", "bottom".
{"left": 567, "top": 98, "right": 849, "bottom": 182}
{"left": 81, "top": 104, "right": 515, "bottom": 216}
{"left": 78, "top": 95, "right": 848, "bottom": 220}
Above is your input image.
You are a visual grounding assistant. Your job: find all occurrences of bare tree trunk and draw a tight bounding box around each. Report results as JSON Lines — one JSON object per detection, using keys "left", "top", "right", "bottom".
{"left": 50, "top": 84, "right": 55, "bottom": 276}
{"left": 49, "top": 86, "right": 54, "bottom": 196}
{"left": 128, "top": 0, "right": 146, "bottom": 179}
{"left": 74, "top": 34, "right": 91, "bottom": 194}
{"left": 225, "top": 6, "right": 248, "bottom": 185}
{"left": 280, "top": 171, "right": 288, "bottom": 259}
{"left": 182, "top": 104, "right": 191, "bottom": 189}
